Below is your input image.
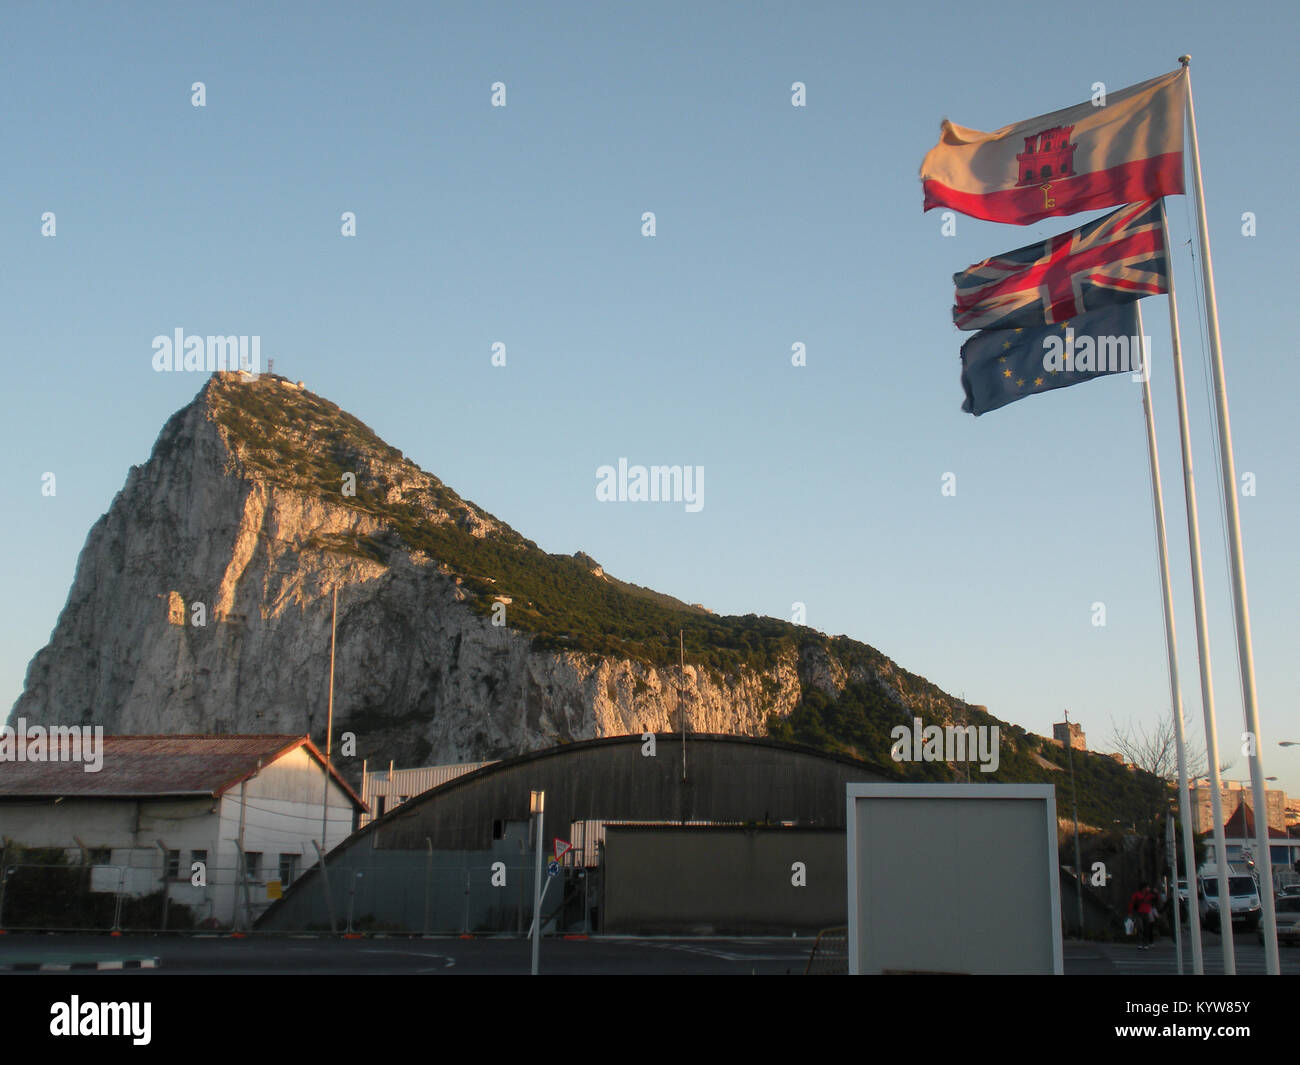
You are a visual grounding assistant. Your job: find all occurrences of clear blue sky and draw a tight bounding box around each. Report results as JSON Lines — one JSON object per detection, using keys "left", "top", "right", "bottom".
{"left": 3, "top": 1, "right": 1297, "bottom": 798}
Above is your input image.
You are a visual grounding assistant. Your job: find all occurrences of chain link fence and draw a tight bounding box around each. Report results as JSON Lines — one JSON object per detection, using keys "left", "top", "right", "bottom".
{"left": 0, "top": 850, "right": 587, "bottom": 935}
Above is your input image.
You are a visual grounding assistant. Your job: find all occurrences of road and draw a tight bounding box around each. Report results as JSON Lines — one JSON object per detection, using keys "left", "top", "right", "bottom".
{"left": 1, "top": 931, "right": 1295, "bottom": 975}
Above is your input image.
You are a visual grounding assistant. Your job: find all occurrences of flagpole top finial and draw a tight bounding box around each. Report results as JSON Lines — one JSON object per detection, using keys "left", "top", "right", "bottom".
{"left": 1178, "top": 54, "right": 1191, "bottom": 66}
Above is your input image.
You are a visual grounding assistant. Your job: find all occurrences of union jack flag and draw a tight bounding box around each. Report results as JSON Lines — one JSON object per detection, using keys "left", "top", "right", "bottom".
{"left": 952, "top": 199, "right": 1168, "bottom": 331}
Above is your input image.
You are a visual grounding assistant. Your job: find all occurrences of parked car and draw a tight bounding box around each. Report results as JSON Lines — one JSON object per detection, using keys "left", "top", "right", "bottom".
{"left": 1199, "top": 874, "right": 1261, "bottom": 932}
{"left": 1258, "top": 895, "right": 1300, "bottom": 946}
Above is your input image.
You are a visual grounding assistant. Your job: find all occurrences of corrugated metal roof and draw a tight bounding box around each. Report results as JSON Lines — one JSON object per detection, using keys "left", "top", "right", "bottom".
{"left": 0, "top": 734, "right": 364, "bottom": 808}
{"left": 360, "top": 762, "right": 495, "bottom": 826}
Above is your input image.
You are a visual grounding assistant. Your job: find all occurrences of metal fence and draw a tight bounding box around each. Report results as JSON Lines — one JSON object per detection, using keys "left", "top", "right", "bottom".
{"left": 0, "top": 858, "right": 311, "bottom": 933}
{"left": 0, "top": 856, "right": 588, "bottom": 935}
{"left": 262, "top": 858, "right": 586, "bottom": 935}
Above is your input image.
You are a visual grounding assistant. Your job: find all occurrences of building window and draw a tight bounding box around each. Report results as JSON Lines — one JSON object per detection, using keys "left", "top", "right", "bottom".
{"left": 88, "top": 847, "right": 111, "bottom": 866}
{"left": 190, "top": 849, "right": 207, "bottom": 870}
{"left": 1041, "top": 164, "right": 1052, "bottom": 178}
{"left": 376, "top": 796, "right": 386, "bottom": 817}
{"left": 1023, "top": 168, "right": 1035, "bottom": 181}
{"left": 164, "top": 850, "right": 180, "bottom": 879}
{"left": 244, "top": 852, "right": 263, "bottom": 881}
{"left": 492, "top": 819, "right": 505, "bottom": 840}
{"left": 279, "top": 854, "right": 299, "bottom": 887}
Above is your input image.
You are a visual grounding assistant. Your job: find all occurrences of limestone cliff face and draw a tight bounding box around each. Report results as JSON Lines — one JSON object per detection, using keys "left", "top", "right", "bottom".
{"left": 10, "top": 373, "right": 952, "bottom": 769}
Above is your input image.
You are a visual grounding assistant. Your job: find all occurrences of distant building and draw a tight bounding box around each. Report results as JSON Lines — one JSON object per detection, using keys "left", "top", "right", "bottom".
{"left": 1190, "top": 780, "right": 1286, "bottom": 835}
{"left": 0, "top": 735, "right": 364, "bottom": 928}
{"left": 1053, "top": 721, "right": 1086, "bottom": 751}
{"left": 360, "top": 761, "right": 496, "bottom": 826}
{"left": 1202, "top": 803, "right": 1300, "bottom": 886}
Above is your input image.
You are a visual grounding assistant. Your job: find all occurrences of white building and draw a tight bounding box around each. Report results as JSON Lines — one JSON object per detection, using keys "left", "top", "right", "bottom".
{"left": 1200, "top": 803, "right": 1300, "bottom": 890}
{"left": 0, "top": 734, "right": 364, "bottom": 928}
{"left": 359, "top": 760, "right": 495, "bottom": 827}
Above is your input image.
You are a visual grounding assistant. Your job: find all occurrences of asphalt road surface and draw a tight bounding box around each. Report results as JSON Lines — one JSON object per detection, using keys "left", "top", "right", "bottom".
{"left": 1, "top": 932, "right": 1295, "bottom": 975}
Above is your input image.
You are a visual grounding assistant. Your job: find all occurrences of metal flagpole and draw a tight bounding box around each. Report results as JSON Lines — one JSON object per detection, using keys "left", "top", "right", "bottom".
{"left": 1136, "top": 299, "right": 1203, "bottom": 973}
{"left": 1156, "top": 195, "right": 1235, "bottom": 973}
{"left": 1179, "top": 55, "right": 1280, "bottom": 974}
{"left": 1165, "top": 813, "right": 1182, "bottom": 974}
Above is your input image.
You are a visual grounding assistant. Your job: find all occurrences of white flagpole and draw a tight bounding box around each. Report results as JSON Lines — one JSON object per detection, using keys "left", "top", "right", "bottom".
{"left": 1136, "top": 298, "right": 1204, "bottom": 975}
{"left": 1179, "top": 55, "right": 1280, "bottom": 975}
{"left": 1160, "top": 198, "right": 1232, "bottom": 973}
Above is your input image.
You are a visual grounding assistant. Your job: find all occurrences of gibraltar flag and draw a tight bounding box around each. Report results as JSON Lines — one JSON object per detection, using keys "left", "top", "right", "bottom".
{"left": 920, "top": 68, "right": 1186, "bottom": 225}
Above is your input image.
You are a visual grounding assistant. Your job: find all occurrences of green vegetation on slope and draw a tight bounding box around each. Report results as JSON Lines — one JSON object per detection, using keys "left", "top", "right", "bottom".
{"left": 206, "top": 375, "right": 1166, "bottom": 828}
{"left": 768, "top": 680, "right": 1171, "bottom": 829}
{"left": 206, "top": 376, "right": 826, "bottom": 674}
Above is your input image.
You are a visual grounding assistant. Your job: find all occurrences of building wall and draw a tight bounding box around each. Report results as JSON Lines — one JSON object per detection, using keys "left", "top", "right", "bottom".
{"left": 0, "top": 797, "right": 217, "bottom": 859}
{"left": 1191, "top": 784, "right": 1287, "bottom": 834}
{"left": 0, "top": 746, "right": 359, "bottom": 928}
{"left": 213, "top": 747, "right": 356, "bottom": 925}
{"left": 602, "top": 826, "right": 846, "bottom": 934}
{"left": 1052, "top": 723, "right": 1085, "bottom": 751}
{"left": 0, "top": 796, "right": 222, "bottom": 919}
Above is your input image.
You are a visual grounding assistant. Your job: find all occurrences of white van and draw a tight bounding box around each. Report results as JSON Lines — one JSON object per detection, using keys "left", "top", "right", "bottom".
{"left": 1198, "top": 872, "right": 1262, "bottom": 932}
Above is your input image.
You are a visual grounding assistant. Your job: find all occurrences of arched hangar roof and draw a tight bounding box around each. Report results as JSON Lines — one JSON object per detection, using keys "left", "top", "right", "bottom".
{"left": 354, "top": 732, "right": 894, "bottom": 854}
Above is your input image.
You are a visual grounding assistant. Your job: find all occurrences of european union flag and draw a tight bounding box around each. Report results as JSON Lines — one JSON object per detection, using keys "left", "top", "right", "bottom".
{"left": 960, "top": 302, "right": 1143, "bottom": 416}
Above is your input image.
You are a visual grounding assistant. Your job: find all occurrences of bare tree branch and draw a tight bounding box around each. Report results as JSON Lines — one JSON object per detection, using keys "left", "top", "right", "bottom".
{"left": 1107, "top": 712, "right": 1228, "bottom": 783}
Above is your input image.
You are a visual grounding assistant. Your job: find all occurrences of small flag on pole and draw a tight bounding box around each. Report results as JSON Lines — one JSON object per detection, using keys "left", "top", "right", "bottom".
{"left": 921, "top": 68, "right": 1186, "bottom": 224}
{"left": 960, "top": 302, "right": 1142, "bottom": 416}
{"left": 953, "top": 200, "right": 1168, "bottom": 331}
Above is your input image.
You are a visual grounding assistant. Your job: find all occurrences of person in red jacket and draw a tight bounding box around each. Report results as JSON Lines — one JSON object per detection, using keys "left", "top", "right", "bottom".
{"left": 1128, "top": 883, "right": 1159, "bottom": 949}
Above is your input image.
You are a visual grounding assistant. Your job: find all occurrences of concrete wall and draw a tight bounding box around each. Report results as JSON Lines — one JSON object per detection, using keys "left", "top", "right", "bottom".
{"left": 602, "top": 826, "right": 846, "bottom": 934}
{"left": 0, "top": 796, "right": 213, "bottom": 853}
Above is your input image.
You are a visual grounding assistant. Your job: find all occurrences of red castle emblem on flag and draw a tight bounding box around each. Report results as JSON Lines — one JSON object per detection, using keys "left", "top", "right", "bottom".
{"left": 1015, "top": 125, "right": 1078, "bottom": 187}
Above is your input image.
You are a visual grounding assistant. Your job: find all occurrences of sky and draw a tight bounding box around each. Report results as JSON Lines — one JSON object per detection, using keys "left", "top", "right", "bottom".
{"left": 3, "top": 0, "right": 1297, "bottom": 799}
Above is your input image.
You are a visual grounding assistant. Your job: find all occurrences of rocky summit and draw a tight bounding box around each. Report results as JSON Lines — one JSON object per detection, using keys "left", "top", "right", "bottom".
{"left": 11, "top": 372, "right": 977, "bottom": 770}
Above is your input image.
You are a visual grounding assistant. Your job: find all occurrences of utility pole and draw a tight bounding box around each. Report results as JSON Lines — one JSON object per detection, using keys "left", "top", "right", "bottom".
{"left": 679, "top": 631, "right": 687, "bottom": 785}
{"left": 319, "top": 586, "right": 338, "bottom": 855}
{"left": 1063, "top": 710, "right": 1085, "bottom": 938}
{"left": 234, "top": 775, "right": 249, "bottom": 930}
